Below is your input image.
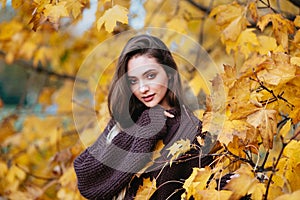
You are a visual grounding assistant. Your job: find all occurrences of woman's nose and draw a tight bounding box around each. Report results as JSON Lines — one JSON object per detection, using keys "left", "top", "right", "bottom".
{"left": 139, "top": 83, "right": 149, "bottom": 93}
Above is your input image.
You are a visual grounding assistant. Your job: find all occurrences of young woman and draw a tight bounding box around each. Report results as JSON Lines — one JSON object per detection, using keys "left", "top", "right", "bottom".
{"left": 74, "top": 34, "right": 213, "bottom": 199}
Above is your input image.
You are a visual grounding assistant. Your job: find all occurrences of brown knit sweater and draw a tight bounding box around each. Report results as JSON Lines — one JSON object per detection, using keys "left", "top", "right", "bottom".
{"left": 74, "top": 106, "right": 212, "bottom": 199}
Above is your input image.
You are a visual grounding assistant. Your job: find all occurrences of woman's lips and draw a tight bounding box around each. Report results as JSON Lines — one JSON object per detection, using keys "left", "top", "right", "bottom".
{"left": 142, "top": 94, "right": 155, "bottom": 102}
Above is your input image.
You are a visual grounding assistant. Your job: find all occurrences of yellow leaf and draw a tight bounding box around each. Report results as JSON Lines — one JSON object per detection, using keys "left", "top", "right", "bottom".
{"left": 53, "top": 81, "right": 73, "bottom": 113}
{"left": 258, "top": 35, "right": 277, "bottom": 55}
{"left": 284, "top": 140, "right": 300, "bottom": 165}
{"left": 44, "top": 2, "right": 69, "bottom": 23}
{"left": 192, "top": 189, "right": 232, "bottom": 200}
{"left": 247, "top": 109, "right": 277, "bottom": 149}
{"left": 294, "top": 15, "right": 300, "bottom": 27}
{"left": 209, "top": 2, "right": 243, "bottom": 28}
{"left": 0, "top": 161, "right": 8, "bottom": 178}
{"left": 239, "top": 54, "right": 267, "bottom": 78}
{"left": 38, "top": 87, "right": 55, "bottom": 106}
{"left": 6, "top": 164, "right": 26, "bottom": 184}
{"left": 248, "top": 2, "right": 258, "bottom": 22}
{"left": 257, "top": 14, "right": 294, "bottom": 50}
{"left": 97, "top": 5, "right": 128, "bottom": 33}
{"left": 274, "top": 190, "right": 300, "bottom": 200}
{"left": 225, "top": 164, "right": 258, "bottom": 199}
{"left": 59, "top": 167, "right": 77, "bottom": 187}
{"left": 0, "top": 115, "right": 17, "bottom": 143}
{"left": 135, "top": 178, "right": 156, "bottom": 200}
{"left": 33, "top": 46, "right": 52, "bottom": 66}
{"left": 137, "top": 140, "right": 164, "bottom": 176}
{"left": 257, "top": 53, "right": 296, "bottom": 86}
{"left": 19, "top": 40, "right": 38, "bottom": 60}
{"left": 66, "top": 0, "right": 84, "bottom": 19}
{"left": 189, "top": 73, "right": 209, "bottom": 95}
{"left": 279, "top": 119, "right": 292, "bottom": 139}
{"left": 222, "top": 15, "right": 248, "bottom": 42}
{"left": 218, "top": 120, "right": 255, "bottom": 146}
{"left": 166, "top": 17, "right": 187, "bottom": 34}
{"left": 182, "top": 167, "right": 212, "bottom": 199}
{"left": 12, "top": 0, "right": 23, "bottom": 9}
{"left": 291, "top": 57, "right": 300, "bottom": 66}
{"left": 225, "top": 29, "right": 259, "bottom": 58}
{"left": 167, "top": 139, "right": 191, "bottom": 164}
{"left": 0, "top": 20, "right": 23, "bottom": 40}
{"left": 293, "top": 30, "right": 300, "bottom": 43}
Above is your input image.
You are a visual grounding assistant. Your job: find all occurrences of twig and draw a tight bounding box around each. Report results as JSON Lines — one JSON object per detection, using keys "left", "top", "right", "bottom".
{"left": 186, "top": 0, "right": 210, "bottom": 13}
{"left": 224, "top": 145, "right": 256, "bottom": 167}
{"left": 16, "top": 163, "right": 57, "bottom": 181}
{"left": 250, "top": 69, "right": 295, "bottom": 109}
{"left": 264, "top": 130, "right": 300, "bottom": 199}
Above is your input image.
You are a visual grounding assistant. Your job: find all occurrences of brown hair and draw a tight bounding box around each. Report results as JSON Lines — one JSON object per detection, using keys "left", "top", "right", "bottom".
{"left": 108, "top": 34, "right": 185, "bottom": 128}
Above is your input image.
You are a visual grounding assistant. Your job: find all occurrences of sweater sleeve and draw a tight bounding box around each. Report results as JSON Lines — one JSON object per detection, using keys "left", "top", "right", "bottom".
{"left": 74, "top": 106, "right": 167, "bottom": 199}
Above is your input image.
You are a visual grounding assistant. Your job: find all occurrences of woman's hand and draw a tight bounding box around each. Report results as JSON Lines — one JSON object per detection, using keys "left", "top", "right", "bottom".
{"left": 164, "top": 110, "right": 174, "bottom": 118}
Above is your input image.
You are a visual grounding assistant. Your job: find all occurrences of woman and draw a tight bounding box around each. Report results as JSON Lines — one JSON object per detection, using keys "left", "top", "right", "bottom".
{"left": 74, "top": 34, "right": 212, "bottom": 199}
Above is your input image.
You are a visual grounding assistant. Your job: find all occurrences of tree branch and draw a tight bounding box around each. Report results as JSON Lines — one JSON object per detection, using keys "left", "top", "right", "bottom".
{"left": 186, "top": 0, "right": 210, "bottom": 13}
{"left": 0, "top": 51, "right": 87, "bottom": 83}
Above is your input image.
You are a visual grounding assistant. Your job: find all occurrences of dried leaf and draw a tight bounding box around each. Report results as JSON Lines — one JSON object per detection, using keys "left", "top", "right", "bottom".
{"left": 247, "top": 109, "right": 277, "bottom": 149}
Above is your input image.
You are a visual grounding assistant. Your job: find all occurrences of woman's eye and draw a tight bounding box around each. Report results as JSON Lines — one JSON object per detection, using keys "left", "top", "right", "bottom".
{"left": 128, "top": 79, "right": 137, "bottom": 85}
{"left": 147, "top": 73, "right": 156, "bottom": 79}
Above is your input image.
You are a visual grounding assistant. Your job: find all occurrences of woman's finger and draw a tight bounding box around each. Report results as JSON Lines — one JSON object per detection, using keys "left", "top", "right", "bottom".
{"left": 164, "top": 110, "right": 174, "bottom": 118}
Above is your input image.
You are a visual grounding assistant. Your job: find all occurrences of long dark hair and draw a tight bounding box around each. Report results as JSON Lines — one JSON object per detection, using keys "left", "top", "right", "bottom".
{"left": 108, "top": 34, "right": 185, "bottom": 128}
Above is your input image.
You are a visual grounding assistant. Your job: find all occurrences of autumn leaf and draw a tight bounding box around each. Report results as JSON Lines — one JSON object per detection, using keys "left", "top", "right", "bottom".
{"left": 294, "top": 15, "right": 300, "bottom": 27}
{"left": 257, "top": 35, "right": 278, "bottom": 55}
{"left": 224, "top": 164, "right": 261, "bottom": 199}
{"left": 135, "top": 178, "right": 156, "bottom": 200}
{"left": 256, "top": 53, "right": 296, "bottom": 86}
{"left": 275, "top": 190, "right": 300, "bottom": 200}
{"left": 167, "top": 139, "right": 191, "bottom": 164}
{"left": 97, "top": 5, "right": 128, "bottom": 33}
{"left": 248, "top": 1, "right": 258, "bottom": 23}
{"left": 43, "top": 2, "right": 69, "bottom": 24}
{"left": 65, "top": 0, "right": 84, "bottom": 19}
{"left": 247, "top": 109, "right": 277, "bottom": 149}
{"left": 182, "top": 167, "right": 213, "bottom": 199}
{"left": 257, "top": 14, "right": 294, "bottom": 50}
{"left": 0, "top": 20, "right": 23, "bottom": 40}
{"left": 218, "top": 119, "right": 256, "bottom": 146}
{"left": 291, "top": 57, "right": 300, "bottom": 66}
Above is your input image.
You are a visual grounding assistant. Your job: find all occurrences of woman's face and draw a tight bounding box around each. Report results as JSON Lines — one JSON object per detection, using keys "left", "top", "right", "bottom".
{"left": 127, "top": 55, "right": 170, "bottom": 109}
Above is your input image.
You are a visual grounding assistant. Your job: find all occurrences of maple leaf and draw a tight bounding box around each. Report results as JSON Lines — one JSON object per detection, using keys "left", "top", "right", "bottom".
{"left": 257, "top": 35, "right": 278, "bottom": 55}
{"left": 167, "top": 139, "right": 191, "bottom": 164}
{"left": 43, "top": 2, "right": 69, "bottom": 24}
{"left": 247, "top": 109, "right": 277, "bottom": 149}
{"left": 182, "top": 167, "right": 213, "bottom": 199}
{"left": 256, "top": 53, "right": 296, "bottom": 86}
{"left": 257, "top": 14, "right": 294, "bottom": 50}
{"left": 97, "top": 5, "right": 128, "bottom": 33}
{"left": 218, "top": 119, "right": 256, "bottom": 146}
{"left": 65, "top": 0, "right": 84, "bottom": 19}
{"left": 135, "top": 178, "right": 156, "bottom": 200}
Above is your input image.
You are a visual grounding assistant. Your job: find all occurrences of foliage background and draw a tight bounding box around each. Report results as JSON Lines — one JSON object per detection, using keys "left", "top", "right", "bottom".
{"left": 0, "top": 0, "right": 300, "bottom": 199}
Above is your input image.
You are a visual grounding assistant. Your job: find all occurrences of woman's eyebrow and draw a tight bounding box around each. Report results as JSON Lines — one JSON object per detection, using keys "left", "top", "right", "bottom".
{"left": 142, "top": 69, "right": 157, "bottom": 76}
{"left": 127, "top": 69, "right": 157, "bottom": 78}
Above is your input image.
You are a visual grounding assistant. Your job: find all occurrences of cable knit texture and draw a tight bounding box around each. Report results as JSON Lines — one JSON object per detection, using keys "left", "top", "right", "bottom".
{"left": 74, "top": 106, "right": 212, "bottom": 199}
